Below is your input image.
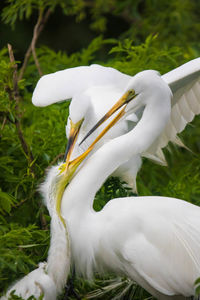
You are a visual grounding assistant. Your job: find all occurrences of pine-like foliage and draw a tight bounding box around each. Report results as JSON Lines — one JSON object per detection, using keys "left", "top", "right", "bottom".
{"left": 0, "top": 0, "right": 200, "bottom": 299}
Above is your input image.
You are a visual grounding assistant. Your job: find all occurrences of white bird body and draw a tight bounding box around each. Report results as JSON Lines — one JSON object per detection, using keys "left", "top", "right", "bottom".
{"left": 65, "top": 194, "right": 200, "bottom": 298}
{"left": 3, "top": 60, "right": 200, "bottom": 299}
{"left": 32, "top": 59, "right": 200, "bottom": 191}
{"left": 38, "top": 70, "right": 200, "bottom": 299}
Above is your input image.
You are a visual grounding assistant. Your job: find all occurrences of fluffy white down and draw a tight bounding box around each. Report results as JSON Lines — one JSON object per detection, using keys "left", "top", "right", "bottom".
{"left": 1, "top": 263, "right": 57, "bottom": 300}
{"left": 1, "top": 165, "right": 71, "bottom": 300}
{"left": 40, "top": 165, "right": 71, "bottom": 294}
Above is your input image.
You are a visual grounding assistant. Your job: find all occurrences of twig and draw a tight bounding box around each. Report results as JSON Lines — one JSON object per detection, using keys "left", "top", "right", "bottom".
{"left": 0, "top": 116, "right": 7, "bottom": 132}
{"left": 31, "top": 9, "right": 44, "bottom": 77}
{"left": 40, "top": 210, "right": 48, "bottom": 230}
{"left": 37, "top": 8, "right": 51, "bottom": 36}
{"left": 7, "top": 44, "right": 34, "bottom": 167}
{"left": 15, "top": 196, "right": 30, "bottom": 207}
{"left": 8, "top": 44, "right": 19, "bottom": 102}
{"left": 18, "top": 8, "right": 51, "bottom": 81}
{"left": 18, "top": 44, "right": 32, "bottom": 82}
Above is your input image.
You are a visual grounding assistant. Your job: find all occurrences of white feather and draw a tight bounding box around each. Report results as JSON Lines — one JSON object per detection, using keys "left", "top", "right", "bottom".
{"left": 1, "top": 263, "right": 57, "bottom": 300}
{"left": 32, "top": 59, "right": 200, "bottom": 192}
{"left": 1, "top": 165, "right": 71, "bottom": 300}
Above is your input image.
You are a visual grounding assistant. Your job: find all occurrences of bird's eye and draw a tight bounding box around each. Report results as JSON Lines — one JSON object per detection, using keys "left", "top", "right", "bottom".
{"left": 129, "top": 89, "right": 135, "bottom": 95}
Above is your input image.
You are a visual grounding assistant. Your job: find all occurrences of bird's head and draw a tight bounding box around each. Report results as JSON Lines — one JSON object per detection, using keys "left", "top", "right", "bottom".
{"left": 64, "top": 92, "right": 93, "bottom": 166}
{"left": 63, "top": 69, "right": 171, "bottom": 172}
{"left": 123, "top": 70, "right": 169, "bottom": 111}
{"left": 55, "top": 69, "right": 171, "bottom": 225}
{"left": 77, "top": 70, "right": 168, "bottom": 147}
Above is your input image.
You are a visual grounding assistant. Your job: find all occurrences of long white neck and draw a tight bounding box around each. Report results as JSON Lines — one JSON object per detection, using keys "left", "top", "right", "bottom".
{"left": 40, "top": 167, "right": 71, "bottom": 294}
{"left": 62, "top": 94, "right": 171, "bottom": 216}
{"left": 46, "top": 212, "right": 70, "bottom": 294}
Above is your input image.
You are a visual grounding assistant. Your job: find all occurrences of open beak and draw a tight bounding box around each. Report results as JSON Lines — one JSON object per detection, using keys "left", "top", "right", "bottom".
{"left": 63, "top": 118, "right": 84, "bottom": 169}
{"left": 60, "top": 89, "right": 137, "bottom": 176}
{"left": 56, "top": 89, "right": 137, "bottom": 224}
{"left": 79, "top": 89, "right": 137, "bottom": 146}
{"left": 60, "top": 89, "right": 137, "bottom": 174}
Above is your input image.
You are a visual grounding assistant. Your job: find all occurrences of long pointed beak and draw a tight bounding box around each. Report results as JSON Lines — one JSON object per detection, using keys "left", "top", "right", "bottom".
{"left": 59, "top": 89, "right": 137, "bottom": 176}
{"left": 79, "top": 89, "right": 137, "bottom": 146}
{"left": 56, "top": 90, "right": 137, "bottom": 224}
{"left": 64, "top": 118, "right": 84, "bottom": 168}
{"left": 59, "top": 103, "right": 127, "bottom": 176}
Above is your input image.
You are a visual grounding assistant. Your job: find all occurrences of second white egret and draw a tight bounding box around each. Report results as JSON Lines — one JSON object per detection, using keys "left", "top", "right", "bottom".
{"left": 41, "top": 69, "right": 200, "bottom": 299}
{"left": 32, "top": 58, "right": 200, "bottom": 192}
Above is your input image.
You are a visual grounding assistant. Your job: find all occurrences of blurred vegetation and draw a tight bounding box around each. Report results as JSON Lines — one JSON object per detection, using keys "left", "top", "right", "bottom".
{"left": 0, "top": 0, "right": 200, "bottom": 299}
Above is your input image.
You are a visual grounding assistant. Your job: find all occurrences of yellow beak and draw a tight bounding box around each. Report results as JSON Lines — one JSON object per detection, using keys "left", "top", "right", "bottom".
{"left": 63, "top": 118, "right": 84, "bottom": 171}
{"left": 56, "top": 89, "right": 137, "bottom": 226}
{"left": 79, "top": 89, "right": 137, "bottom": 146}
{"left": 64, "top": 89, "right": 137, "bottom": 172}
{"left": 61, "top": 89, "right": 137, "bottom": 175}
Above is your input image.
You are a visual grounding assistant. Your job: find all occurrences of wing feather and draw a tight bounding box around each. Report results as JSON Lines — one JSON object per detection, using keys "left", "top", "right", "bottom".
{"left": 178, "top": 95, "right": 194, "bottom": 122}
{"left": 188, "top": 89, "right": 200, "bottom": 114}
{"left": 146, "top": 59, "right": 200, "bottom": 158}
{"left": 32, "top": 64, "right": 130, "bottom": 107}
{"left": 170, "top": 105, "right": 185, "bottom": 132}
{"left": 193, "top": 81, "right": 200, "bottom": 104}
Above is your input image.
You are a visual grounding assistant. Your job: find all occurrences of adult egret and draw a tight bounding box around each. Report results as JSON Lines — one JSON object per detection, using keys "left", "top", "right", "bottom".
{"left": 37, "top": 69, "right": 200, "bottom": 299}
{"left": 32, "top": 58, "right": 200, "bottom": 192}
{"left": 1, "top": 173, "right": 70, "bottom": 300}
{"left": 6, "top": 64, "right": 199, "bottom": 299}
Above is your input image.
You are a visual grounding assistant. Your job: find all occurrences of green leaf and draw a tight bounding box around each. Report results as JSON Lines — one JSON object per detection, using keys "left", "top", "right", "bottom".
{"left": 0, "top": 191, "right": 16, "bottom": 214}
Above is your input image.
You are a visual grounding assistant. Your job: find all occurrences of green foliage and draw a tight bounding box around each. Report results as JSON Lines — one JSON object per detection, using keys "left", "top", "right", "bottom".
{"left": 0, "top": 0, "right": 200, "bottom": 299}
{"left": 8, "top": 290, "right": 44, "bottom": 300}
{"left": 108, "top": 35, "right": 186, "bottom": 75}
{"left": 0, "top": 223, "right": 49, "bottom": 289}
{"left": 195, "top": 277, "right": 200, "bottom": 297}
{"left": 2, "top": 0, "right": 86, "bottom": 28}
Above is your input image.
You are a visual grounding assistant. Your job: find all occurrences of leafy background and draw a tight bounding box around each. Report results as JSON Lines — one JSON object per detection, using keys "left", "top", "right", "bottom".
{"left": 0, "top": 0, "right": 200, "bottom": 299}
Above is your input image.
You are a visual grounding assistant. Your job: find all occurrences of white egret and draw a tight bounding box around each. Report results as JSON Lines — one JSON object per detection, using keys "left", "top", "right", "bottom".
{"left": 5, "top": 63, "right": 200, "bottom": 299}
{"left": 38, "top": 69, "right": 200, "bottom": 299}
{"left": 32, "top": 58, "right": 200, "bottom": 192}
{"left": 1, "top": 173, "right": 71, "bottom": 300}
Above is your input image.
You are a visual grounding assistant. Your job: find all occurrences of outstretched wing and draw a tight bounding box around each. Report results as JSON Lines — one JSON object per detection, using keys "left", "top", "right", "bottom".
{"left": 32, "top": 64, "right": 130, "bottom": 107}
{"left": 144, "top": 58, "right": 200, "bottom": 163}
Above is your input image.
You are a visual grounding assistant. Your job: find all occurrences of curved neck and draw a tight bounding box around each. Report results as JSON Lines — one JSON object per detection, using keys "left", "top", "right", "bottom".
{"left": 47, "top": 212, "right": 70, "bottom": 294}
{"left": 40, "top": 166, "right": 71, "bottom": 294}
{"left": 62, "top": 96, "right": 171, "bottom": 216}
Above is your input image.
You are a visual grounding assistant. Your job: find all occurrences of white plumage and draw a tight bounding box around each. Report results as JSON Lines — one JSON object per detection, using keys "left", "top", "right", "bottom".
{"left": 38, "top": 69, "right": 200, "bottom": 299}
{"left": 1, "top": 263, "right": 57, "bottom": 300}
{"left": 32, "top": 59, "right": 200, "bottom": 192}
{"left": 3, "top": 62, "right": 200, "bottom": 299}
{"left": 1, "top": 166, "right": 71, "bottom": 300}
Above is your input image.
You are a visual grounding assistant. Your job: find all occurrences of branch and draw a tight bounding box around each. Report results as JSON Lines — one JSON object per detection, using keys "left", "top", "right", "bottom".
{"left": 18, "top": 8, "right": 51, "bottom": 81}
{"left": 0, "top": 116, "right": 7, "bottom": 136}
{"left": 18, "top": 44, "right": 32, "bottom": 82}
{"left": 31, "top": 9, "right": 44, "bottom": 77}
{"left": 8, "top": 44, "right": 19, "bottom": 102}
{"left": 38, "top": 8, "right": 52, "bottom": 35}
{"left": 40, "top": 209, "right": 48, "bottom": 230}
{"left": 7, "top": 44, "right": 34, "bottom": 167}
